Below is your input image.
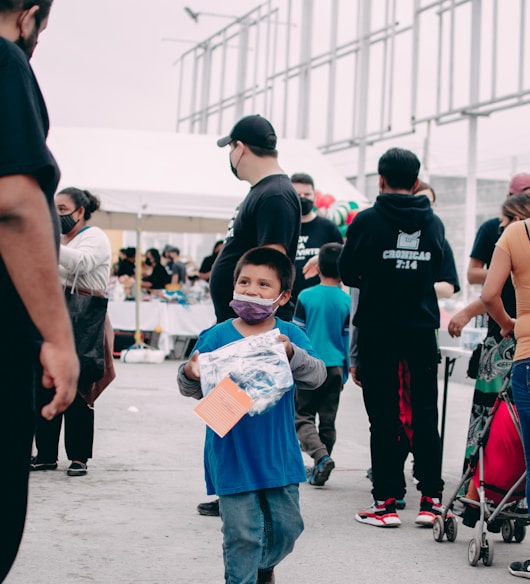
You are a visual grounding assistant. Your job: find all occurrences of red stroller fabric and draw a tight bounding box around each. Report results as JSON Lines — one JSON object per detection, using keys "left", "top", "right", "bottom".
{"left": 471, "top": 399, "right": 526, "bottom": 504}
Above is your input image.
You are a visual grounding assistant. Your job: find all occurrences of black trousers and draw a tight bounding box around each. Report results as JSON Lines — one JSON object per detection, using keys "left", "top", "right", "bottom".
{"left": 295, "top": 366, "right": 343, "bottom": 463}
{"left": 358, "top": 326, "right": 444, "bottom": 501}
{"left": 34, "top": 384, "right": 94, "bottom": 463}
{"left": 0, "top": 339, "right": 35, "bottom": 582}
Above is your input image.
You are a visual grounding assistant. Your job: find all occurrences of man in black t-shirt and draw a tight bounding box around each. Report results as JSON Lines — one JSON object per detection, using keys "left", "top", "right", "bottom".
{"left": 290, "top": 172, "right": 343, "bottom": 304}
{"left": 197, "top": 115, "right": 301, "bottom": 521}
{"left": 210, "top": 114, "right": 301, "bottom": 323}
{"left": 0, "top": 2, "right": 78, "bottom": 579}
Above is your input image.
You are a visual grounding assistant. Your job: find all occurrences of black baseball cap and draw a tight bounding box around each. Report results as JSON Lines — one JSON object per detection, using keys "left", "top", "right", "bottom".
{"left": 216, "top": 114, "right": 277, "bottom": 150}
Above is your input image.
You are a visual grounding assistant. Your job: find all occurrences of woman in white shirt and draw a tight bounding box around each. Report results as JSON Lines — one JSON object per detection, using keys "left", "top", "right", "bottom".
{"left": 31, "top": 187, "right": 113, "bottom": 477}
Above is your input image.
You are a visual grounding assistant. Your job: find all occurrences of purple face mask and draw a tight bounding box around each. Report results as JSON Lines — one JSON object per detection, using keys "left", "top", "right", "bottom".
{"left": 229, "top": 292, "right": 281, "bottom": 324}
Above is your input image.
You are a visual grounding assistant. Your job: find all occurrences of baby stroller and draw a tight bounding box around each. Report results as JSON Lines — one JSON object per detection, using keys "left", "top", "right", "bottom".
{"left": 433, "top": 377, "right": 529, "bottom": 566}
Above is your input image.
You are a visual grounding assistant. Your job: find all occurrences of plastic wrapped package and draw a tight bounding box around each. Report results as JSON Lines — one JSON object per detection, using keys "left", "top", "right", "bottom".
{"left": 198, "top": 328, "right": 293, "bottom": 415}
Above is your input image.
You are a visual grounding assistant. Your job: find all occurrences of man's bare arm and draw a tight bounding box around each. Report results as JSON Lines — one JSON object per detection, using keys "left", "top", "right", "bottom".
{"left": 0, "top": 174, "right": 78, "bottom": 418}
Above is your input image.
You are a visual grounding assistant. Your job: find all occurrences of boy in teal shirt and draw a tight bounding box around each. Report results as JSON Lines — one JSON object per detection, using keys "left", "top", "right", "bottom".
{"left": 293, "top": 243, "right": 350, "bottom": 486}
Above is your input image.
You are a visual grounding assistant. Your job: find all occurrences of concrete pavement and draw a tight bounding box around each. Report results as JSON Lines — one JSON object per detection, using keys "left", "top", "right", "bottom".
{"left": 6, "top": 359, "right": 524, "bottom": 583}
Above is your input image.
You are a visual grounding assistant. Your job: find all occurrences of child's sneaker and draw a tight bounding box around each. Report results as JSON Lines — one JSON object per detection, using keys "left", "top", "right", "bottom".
{"left": 509, "top": 559, "right": 530, "bottom": 579}
{"left": 355, "top": 498, "right": 401, "bottom": 527}
{"left": 308, "top": 455, "right": 335, "bottom": 486}
{"left": 415, "top": 495, "right": 444, "bottom": 526}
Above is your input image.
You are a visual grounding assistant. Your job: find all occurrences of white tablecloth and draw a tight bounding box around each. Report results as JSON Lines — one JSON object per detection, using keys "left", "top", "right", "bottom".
{"left": 108, "top": 301, "right": 215, "bottom": 337}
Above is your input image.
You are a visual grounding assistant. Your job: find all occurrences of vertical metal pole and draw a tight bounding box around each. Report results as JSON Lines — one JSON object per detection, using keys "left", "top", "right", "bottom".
{"left": 218, "top": 30, "right": 228, "bottom": 134}
{"left": 423, "top": 120, "right": 431, "bottom": 182}
{"left": 355, "top": 0, "right": 372, "bottom": 197}
{"left": 410, "top": 0, "right": 420, "bottom": 124}
{"left": 199, "top": 43, "right": 212, "bottom": 133}
{"left": 326, "top": 0, "right": 339, "bottom": 145}
{"left": 176, "top": 56, "right": 185, "bottom": 132}
{"left": 252, "top": 4, "right": 262, "bottom": 113}
{"left": 268, "top": 8, "right": 280, "bottom": 120}
{"left": 235, "top": 20, "right": 250, "bottom": 119}
{"left": 189, "top": 48, "right": 199, "bottom": 132}
{"left": 296, "top": 0, "right": 313, "bottom": 138}
{"left": 282, "top": 0, "right": 293, "bottom": 137}
{"left": 519, "top": 0, "right": 526, "bottom": 94}
{"left": 464, "top": 0, "right": 481, "bottom": 301}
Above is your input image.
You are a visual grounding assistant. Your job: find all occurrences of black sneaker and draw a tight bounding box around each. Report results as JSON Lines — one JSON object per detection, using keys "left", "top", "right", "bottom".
{"left": 308, "top": 455, "right": 335, "bottom": 486}
{"left": 509, "top": 559, "right": 530, "bottom": 578}
{"left": 30, "top": 456, "right": 57, "bottom": 471}
{"left": 67, "top": 461, "right": 87, "bottom": 476}
{"left": 197, "top": 498, "right": 220, "bottom": 516}
{"left": 256, "top": 568, "right": 275, "bottom": 583}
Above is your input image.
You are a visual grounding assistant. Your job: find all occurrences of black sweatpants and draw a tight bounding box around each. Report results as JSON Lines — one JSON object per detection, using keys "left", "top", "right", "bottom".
{"left": 358, "top": 326, "right": 444, "bottom": 501}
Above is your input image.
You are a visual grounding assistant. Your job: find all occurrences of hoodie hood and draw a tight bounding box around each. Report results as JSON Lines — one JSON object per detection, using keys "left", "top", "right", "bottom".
{"left": 374, "top": 193, "right": 433, "bottom": 233}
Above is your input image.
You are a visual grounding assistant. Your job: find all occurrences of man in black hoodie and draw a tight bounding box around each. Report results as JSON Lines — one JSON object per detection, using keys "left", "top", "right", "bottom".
{"left": 339, "top": 148, "right": 445, "bottom": 528}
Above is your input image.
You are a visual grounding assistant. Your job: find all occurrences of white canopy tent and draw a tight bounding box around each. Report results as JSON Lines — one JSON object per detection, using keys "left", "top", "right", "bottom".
{"left": 47, "top": 127, "right": 367, "bottom": 234}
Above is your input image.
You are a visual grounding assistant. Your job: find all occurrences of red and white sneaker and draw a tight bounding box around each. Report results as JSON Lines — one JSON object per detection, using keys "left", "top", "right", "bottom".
{"left": 415, "top": 496, "right": 444, "bottom": 526}
{"left": 355, "top": 498, "right": 401, "bottom": 527}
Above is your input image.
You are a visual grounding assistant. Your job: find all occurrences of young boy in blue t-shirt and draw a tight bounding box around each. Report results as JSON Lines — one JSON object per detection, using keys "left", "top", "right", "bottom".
{"left": 178, "top": 247, "right": 326, "bottom": 584}
{"left": 293, "top": 242, "right": 350, "bottom": 487}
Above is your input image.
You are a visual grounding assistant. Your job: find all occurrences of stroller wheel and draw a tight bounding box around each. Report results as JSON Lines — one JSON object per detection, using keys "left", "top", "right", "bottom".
{"left": 468, "top": 537, "right": 481, "bottom": 566}
{"left": 502, "top": 520, "right": 515, "bottom": 542}
{"left": 445, "top": 515, "right": 458, "bottom": 542}
{"left": 433, "top": 516, "right": 444, "bottom": 542}
{"left": 514, "top": 522, "right": 526, "bottom": 543}
{"left": 482, "top": 539, "right": 494, "bottom": 566}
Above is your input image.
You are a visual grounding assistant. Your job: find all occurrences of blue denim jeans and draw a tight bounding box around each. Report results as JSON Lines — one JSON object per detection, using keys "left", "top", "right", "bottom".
{"left": 510, "top": 357, "right": 530, "bottom": 503}
{"left": 219, "top": 484, "right": 304, "bottom": 584}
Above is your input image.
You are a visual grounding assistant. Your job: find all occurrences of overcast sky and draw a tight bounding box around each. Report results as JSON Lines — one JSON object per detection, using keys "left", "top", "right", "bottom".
{"left": 32, "top": 0, "right": 530, "bottom": 180}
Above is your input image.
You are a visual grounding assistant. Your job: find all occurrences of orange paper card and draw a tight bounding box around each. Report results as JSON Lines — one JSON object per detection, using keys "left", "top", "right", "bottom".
{"left": 194, "top": 376, "right": 254, "bottom": 438}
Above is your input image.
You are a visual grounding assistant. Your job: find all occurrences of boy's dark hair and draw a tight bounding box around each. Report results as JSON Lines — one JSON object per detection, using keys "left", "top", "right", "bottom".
{"left": 125, "top": 247, "right": 136, "bottom": 259}
{"left": 378, "top": 147, "right": 420, "bottom": 191}
{"left": 233, "top": 247, "right": 295, "bottom": 291}
{"left": 290, "top": 172, "right": 314, "bottom": 188}
{"left": 318, "top": 242, "right": 342, "bottom": 279}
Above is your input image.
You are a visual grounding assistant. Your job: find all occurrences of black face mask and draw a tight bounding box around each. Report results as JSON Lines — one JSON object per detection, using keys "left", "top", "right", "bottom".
{"left": 145, "top": 258, "right": 153, "bottom": 266}
{"left": 60, "top": 213, "right": 79, "bottom": 235}
{"left": 300, "top": 197, "right": 314, "bottom": 216}
{"left": 230, "top": 149, "right": 243, "bottom": 180}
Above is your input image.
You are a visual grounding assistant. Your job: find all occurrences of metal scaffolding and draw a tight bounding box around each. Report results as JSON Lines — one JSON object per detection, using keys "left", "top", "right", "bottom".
{"left": 175, "top": 0, "right": 530, "bottom": 266}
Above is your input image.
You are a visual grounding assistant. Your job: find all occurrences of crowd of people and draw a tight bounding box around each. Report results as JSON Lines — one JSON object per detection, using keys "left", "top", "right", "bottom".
{"left": 2, "top": 2, "right": 530, "bottom": 582}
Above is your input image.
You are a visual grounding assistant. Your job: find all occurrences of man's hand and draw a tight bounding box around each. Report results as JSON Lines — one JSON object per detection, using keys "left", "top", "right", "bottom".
{"left": 447, "top": 310, "right": 471, "bottom": 338}
{"left": 302, "top": 256, "right": 319, "bottom": 279}
{"left": 350, "top": 366, "right": 362, "bottom": 387}
{"left": 40, "top": 340, "right": 79, "bottom": 420}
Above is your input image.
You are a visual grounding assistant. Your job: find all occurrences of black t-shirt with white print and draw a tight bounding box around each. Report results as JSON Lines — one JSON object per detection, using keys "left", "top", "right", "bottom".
{"left": 209, "top": 174, "right": 301, "bottom": 323}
